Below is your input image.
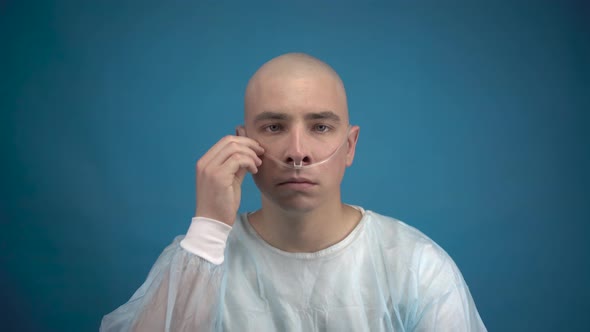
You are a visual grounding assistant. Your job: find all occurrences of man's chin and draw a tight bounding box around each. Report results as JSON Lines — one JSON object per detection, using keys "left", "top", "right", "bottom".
{"left": 263, "top": 191, "right": 321, "bottom": 214}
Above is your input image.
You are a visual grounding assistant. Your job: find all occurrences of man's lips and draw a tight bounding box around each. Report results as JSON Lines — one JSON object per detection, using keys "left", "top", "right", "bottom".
{"left": 277, "top": 178, "right": 317, "bottom": 186}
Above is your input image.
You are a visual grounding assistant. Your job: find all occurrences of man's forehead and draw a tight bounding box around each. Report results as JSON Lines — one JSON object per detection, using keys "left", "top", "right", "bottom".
{"left": 248, "top": 66, "right": 342, "bottom": 97}
{"left": 244, "top": 53, "right": 349, "bottom": 123}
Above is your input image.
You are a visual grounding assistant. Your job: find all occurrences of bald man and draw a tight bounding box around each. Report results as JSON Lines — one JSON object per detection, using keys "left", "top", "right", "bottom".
{"left": 101, "top": 53, "right": 486, "bottom": 331}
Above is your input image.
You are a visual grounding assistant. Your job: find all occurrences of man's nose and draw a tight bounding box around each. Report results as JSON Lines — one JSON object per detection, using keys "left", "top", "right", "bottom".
{"left": 284, "top": 128, "right": 311, "bottom": 166}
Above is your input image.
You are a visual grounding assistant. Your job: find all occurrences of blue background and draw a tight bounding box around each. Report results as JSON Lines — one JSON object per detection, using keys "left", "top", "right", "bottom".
{"left": 1, "top": 1, "right": 588, "bottom": 331}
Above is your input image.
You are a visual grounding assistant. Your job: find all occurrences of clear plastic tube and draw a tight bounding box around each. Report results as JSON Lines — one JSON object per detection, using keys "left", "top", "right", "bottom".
{"left": 256, "top": 126, "right": 351, "bottom": 170}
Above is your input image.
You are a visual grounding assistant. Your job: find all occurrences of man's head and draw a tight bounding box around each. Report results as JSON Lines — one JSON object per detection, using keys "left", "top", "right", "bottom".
{"left": 240, "top": 53, "right": 360, "bottom": 212}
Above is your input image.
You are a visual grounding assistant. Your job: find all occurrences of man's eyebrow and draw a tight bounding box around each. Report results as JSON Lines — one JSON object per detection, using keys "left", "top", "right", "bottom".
{"left": 253, "top": 110, "right": 341, "bottom": 123}
{"left": 304, "top": 111, "right": 341, "bottom": 122}
{"left": 254, "top": 111, "right": 291, "bottom": 122}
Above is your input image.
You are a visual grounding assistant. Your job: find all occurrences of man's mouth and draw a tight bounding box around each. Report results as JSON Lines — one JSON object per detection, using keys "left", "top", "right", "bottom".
{"left": 277, "top": 177, "right": 317, "bottom": 187}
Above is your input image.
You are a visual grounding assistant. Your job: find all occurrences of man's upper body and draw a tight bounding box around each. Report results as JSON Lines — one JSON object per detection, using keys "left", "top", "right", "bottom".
{"left": 101, "top": 208, "right": 486, "bottom": 331}
{"left": 100, "top": 53, "right": 486, "bottom": 331}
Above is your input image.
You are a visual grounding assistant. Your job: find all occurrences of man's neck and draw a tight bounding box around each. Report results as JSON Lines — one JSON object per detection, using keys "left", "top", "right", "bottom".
{"left": 248, "top": 199, "right": 362, "bottom": 253}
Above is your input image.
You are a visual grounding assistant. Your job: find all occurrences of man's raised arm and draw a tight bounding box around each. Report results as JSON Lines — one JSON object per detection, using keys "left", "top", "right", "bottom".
{"left": 100, "top": 135, "right": 264, "bottom": 331}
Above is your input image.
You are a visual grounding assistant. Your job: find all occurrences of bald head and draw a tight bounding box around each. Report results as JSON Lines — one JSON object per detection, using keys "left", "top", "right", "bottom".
{"left": 244, "top": 53, "right": 349, "bottom": 125}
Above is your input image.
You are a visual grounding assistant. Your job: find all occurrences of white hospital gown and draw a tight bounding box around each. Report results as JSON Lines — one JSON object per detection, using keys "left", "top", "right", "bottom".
{"left": 100, "top": 207, "right": 487, "bottom": 331}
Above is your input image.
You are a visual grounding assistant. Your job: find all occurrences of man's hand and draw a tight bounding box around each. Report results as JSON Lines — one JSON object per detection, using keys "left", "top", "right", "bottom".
{"left": 195, "top": 135, "right": 264, "bottom": 226}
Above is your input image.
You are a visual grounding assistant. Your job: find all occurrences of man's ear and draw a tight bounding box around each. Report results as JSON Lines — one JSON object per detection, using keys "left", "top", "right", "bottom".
{"left": 345, "top": 125, "right": 360, "bottom": 167}
{"left": 236, "top": 125, "right": 246, "bottom": 137}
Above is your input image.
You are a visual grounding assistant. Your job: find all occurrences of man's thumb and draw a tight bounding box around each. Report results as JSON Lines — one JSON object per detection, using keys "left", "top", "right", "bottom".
{"left": 235, "top": 168, "right": 247, "bottom": 185}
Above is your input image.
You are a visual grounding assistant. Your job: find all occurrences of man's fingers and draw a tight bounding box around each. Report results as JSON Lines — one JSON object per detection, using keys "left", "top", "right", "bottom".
{"left": 222, "top": 153, "right": 259, "bottom": 177}
{"left": 198, "top": 135, "right": 264, "bottom": 169}
{"left": 206, "top": 142, "right": 262, "bottom": 171}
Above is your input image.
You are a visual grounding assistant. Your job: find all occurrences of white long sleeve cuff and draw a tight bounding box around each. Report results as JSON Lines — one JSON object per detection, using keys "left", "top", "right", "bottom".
{"left": 180, "top": 216, "right": 233, "bottom": 265}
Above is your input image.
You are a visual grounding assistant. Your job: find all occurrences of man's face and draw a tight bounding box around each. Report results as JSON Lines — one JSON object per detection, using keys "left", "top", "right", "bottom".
{"left": 243, "top": 72, "right": 359, "bottom": 212}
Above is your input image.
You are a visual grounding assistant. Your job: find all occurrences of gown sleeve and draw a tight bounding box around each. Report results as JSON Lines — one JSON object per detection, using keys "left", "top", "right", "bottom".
{"left": 410, "top": 243, "right": 487, "bottom": 332}
{"left": 100, "top": 218, "right": 232, "bottom": 332}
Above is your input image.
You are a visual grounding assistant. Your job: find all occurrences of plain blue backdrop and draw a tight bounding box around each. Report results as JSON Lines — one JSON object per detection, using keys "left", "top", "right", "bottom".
{"left": 1, "top": 1, "right": 588, "bottom": 331}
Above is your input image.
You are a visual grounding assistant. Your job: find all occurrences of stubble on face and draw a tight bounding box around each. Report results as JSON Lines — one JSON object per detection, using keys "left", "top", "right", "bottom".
{"left": 242, "top": 53, "right": 354, "bottom": 213}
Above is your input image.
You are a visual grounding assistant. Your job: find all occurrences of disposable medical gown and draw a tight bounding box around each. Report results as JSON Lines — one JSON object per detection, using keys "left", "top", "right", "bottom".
{"left": 101, "top": 208, "right": 486, "bottom": 331}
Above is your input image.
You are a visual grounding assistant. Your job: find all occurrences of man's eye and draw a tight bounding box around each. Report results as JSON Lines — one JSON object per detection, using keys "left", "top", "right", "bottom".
{"left": 314, "top": 124, "right": 330, "bottom": 133}
{"left": 265, "top": 124, "right": 282, "bottom": 132}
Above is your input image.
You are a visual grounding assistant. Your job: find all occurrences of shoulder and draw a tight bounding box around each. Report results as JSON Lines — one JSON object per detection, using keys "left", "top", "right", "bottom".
{"left": 360, "top": 210, "right": 486, "bottom": 330}
{"left": 363, "top": 209, "right": 442, "bottom": 254}
{"left": 363, "top": 209, "right": 464, "bottom": 288}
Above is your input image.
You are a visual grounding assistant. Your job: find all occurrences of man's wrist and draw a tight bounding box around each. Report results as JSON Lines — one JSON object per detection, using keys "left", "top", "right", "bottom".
{"left": 180, "top": 216, "right": 233, "bottom": 265}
